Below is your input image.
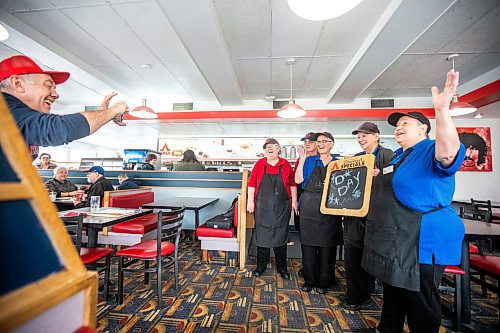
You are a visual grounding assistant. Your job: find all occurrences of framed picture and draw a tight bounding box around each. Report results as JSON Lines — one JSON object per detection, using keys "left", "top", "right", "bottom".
{"left": 457, "top": 127, "right": 492, "bottom": 172}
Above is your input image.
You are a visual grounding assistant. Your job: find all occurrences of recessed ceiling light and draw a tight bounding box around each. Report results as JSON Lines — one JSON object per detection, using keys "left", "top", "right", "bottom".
{"left": 474, "top": 113, "right": 483, "bottom": 119}
{"left": 141, "top": 64, "right": 152, "bottom": 70}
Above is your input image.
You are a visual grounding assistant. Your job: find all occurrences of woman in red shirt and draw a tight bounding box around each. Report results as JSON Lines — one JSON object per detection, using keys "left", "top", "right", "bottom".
{"left": 247, "top": 138, "right": 298, "bottom": 279}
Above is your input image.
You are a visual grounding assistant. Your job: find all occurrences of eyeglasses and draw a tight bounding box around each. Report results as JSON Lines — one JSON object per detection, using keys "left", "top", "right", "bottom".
{"left": 316, "top": 140, "right": 333, "bottom": 144}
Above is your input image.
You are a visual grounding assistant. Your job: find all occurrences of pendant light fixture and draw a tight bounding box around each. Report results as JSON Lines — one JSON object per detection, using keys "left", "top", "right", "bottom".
{"left": 277, "top": 58, "right": 306, "bottom": 119}
{"left": 288, "top": 0, "right": 363, "bottom": 21}
{"left": 129, "top": 99, "right": 158, "bottom": 119}
{"left": 447, "top": 54, "right": 477, "bottom": 116}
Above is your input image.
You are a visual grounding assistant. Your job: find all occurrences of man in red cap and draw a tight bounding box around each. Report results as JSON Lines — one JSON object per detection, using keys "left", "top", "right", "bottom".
{"left": 0, "top": 55, "right": 129, "bottom": 159}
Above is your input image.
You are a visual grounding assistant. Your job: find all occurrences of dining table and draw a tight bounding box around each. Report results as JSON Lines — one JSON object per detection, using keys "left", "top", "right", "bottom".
{"left": 58, "top": 207, "right": 153, "bottom": 247}
{"left": 53, "top": 197, "right": 77, "bottom": 211}
{"left": 460, "top": 218, "right": 500, "bottom": 328}
{"left": 141, "top": 197, "right": 219, "bottom": 228}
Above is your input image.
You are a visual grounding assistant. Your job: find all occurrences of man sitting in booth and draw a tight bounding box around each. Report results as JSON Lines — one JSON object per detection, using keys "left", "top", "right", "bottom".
{"left": 75, "top": 166, "right": 114, "bottom": 208}
{"left": 117, "top": 173, "right": 139, "bottom": 190}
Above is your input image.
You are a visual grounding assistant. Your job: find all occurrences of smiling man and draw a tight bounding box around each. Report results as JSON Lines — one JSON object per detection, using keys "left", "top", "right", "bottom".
{"left": 0, "top": 55, "right": 129, "bottom": 159}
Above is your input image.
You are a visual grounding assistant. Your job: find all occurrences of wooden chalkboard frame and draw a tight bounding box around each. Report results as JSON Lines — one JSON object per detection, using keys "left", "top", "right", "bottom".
{"left": 0, "top": 95, "right": 97, "bottom": 331}
{"left": 320, "top": 154, "right": 375, "bottom": 217}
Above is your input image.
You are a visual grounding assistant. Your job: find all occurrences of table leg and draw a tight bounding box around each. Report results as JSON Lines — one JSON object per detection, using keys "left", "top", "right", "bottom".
{"left": 460, "top": 239, "right": 471, "bottom": 324}
{"left": 192, "top": 210, "right": 200, "bottom": 241}
{"left": 87, "top": 228, "right": 98, "bottom": 248}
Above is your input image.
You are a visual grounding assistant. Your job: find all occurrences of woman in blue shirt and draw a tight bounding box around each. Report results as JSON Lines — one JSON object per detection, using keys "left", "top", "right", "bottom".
{"left": 362, "top": 70, "right": 466, "bottom": 333}
{"left": 295, "top": 132, "right": 343, "bottom": 294}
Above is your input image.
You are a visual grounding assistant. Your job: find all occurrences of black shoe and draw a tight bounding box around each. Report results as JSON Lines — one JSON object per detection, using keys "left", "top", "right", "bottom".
{"left": 341, "top": 297, "right": 371, "bottom": 311}
{"left": 315, "top": 287, "right": 328, "bottom": 294}
{"left": 278, "top": 270, "right": 290, "bottom": 280}
{"left": 301, "top": 284, "right": 312, "bottom": 292}
{"left": 253, "top": 268, "right": 265, "bottom": 277}
{"left": 298, "top": 267, "right": 304, "bottom": 277}
{"left": 341, "top": 302, "right": 362, "bottom": 311}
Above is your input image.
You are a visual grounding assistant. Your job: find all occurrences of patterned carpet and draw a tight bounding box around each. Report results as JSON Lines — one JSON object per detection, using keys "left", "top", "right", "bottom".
{"left": 96, "top": 240, "right": 499, "bottom": 332}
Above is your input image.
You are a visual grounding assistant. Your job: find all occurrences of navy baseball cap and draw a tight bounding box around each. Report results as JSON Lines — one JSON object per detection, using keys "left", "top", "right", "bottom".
{"left": 86, "top": 166, "right": 105, "bottom": 175}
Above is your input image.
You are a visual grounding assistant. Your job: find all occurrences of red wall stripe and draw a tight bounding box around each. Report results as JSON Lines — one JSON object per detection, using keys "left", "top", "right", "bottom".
{"left": 124, "top": 108, "right": 436, "bottom": 122}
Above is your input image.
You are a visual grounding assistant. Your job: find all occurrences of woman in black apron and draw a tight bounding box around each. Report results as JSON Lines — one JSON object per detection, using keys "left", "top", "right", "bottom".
{"left": 341, "top": 122, "right": 395, "bottom": 310}
{"left": 247, "top": 138, "right": 298, "bottom": 279}
{"left": 295, "top": 132, "right": 343, "bottom": 293}
{"left": 361, "top": 70, "right": 466, "bottom": 333}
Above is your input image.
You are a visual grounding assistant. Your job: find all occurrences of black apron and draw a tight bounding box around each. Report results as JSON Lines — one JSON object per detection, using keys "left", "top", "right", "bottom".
{"left": 300, "top": 160, "right": 342, "bottom": 247}
{"left": 255, "top": 165, "right": 291, "bottom": 248}
{"left": 344, "top": 147, "right": 381, "bottom": 249}
{"left": 362, "top": 148, "right": 443, "bottom": 291}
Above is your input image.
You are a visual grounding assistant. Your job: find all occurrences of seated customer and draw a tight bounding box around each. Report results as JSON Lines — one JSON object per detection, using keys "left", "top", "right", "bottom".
{"left": 174, "top": 149, "right": 206, "bottom": 171}
{"left": 117, "top": 173, "right": 139, "bottom": 190}
{"left": 45, "top": 166, "right": 83, "bottom": 198}
{"left": 75, "top": 166, "right": 114, "bottom": 207}
{"left": 36, "top": 153, "right": 57, "bottom": 169}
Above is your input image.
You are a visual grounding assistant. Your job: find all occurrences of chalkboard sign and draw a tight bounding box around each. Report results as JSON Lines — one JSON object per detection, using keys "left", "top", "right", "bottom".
{"left": 320, "top": 154, "right": 375, "bottom": 217}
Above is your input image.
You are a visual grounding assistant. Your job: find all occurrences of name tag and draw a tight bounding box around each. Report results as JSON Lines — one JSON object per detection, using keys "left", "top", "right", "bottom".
{"left": 383, "top": 165, "right": 394, "bottom": 175}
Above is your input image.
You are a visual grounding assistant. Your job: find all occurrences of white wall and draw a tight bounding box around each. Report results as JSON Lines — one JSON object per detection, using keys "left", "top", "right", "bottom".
{"left": 36, "top": 141, "right": 120, "bottom": 169}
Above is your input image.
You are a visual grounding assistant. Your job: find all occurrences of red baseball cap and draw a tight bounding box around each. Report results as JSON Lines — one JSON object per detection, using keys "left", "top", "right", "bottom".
{"left": 0, "top": 55, "right": 70, "bottom": 84}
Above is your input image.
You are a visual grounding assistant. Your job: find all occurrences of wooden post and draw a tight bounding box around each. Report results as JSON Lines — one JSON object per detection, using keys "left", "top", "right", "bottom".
{"left": 238, "top": 169, "right": 249, "bottom": 269}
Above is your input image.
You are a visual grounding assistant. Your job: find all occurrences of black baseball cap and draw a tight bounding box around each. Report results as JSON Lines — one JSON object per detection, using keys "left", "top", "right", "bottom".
{"left": 263, "top": 138, "right": 280, "bottom": 149}
{"left": 388, "top": 111, "right": 431, "bottom": 134}
{"left": 352, "top": 122, "right": 380, "bottom": 135}
{"left": 314, "top": 132, "right": 335, "bottom": 142}
{"left": 300, "top": 132, "right": 316, "bottom": 141}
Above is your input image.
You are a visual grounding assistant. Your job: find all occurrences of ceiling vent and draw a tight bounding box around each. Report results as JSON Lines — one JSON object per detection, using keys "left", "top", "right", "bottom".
{"left": 173, "top": 102, "right": 193, "bottom": 111}
{"left": 371, "top": 99, "right": 394, "bottom": 108}
{"left": 273, "top": 100, "right": 288, "bottom": 110}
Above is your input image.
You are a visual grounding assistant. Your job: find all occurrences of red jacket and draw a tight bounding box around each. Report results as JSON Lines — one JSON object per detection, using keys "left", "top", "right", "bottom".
{"left": 248, "top": 157, "right": 296, "bottom": 199}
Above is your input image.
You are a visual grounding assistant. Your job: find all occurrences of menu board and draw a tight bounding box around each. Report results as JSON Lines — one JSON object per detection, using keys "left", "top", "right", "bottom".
{"left": 320, "top": 154, "right": 375, "bottom": 217}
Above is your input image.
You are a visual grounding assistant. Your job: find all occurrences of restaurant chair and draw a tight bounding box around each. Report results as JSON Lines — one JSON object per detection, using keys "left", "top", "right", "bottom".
{"left": 62, "top": 214, "right": 114, "bottom": 300}
{"left": 460, "top": 205, "right": 493, "bottom": 253}
{"left": 470, "top": 198, "right": 500, "bottom": 223}
{"left": 441, "top": 265, "right": 466, "bottom": 332}
{"left": 116, "top": 207, "right": 185, "bottom": 309}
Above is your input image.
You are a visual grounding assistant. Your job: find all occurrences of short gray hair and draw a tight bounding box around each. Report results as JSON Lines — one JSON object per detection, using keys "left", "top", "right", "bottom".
{"left": 0, "top": 74, "right": 37, "bottom": 93}
{"left": 53, "top": 166, "right": 67, "bottom": 176}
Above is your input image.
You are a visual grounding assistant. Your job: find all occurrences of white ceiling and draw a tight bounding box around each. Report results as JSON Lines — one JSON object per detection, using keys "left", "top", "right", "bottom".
{"left": 0, "top": 0, "right": 499, "bottom": 149}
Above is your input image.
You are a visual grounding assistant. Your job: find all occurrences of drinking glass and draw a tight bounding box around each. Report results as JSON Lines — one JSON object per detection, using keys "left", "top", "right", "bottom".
{"left": 90, "top": 196, "right": 100, "bottom": 212}
{"left": 49, "top": 192, "right": 57, "bottom": 201}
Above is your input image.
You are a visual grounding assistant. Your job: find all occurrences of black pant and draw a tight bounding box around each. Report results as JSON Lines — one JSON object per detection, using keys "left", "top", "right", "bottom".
{"left": 256, "top": 245, "right": 287, "bottom": 272}
{"left": 344, "top": 242, "right": 375, "bottom": 304}
{"left": 378, "top": 263, "right": 445, "bottom": 333}
{"left": 302, "top": 244, "right": 337, "bottom": 289}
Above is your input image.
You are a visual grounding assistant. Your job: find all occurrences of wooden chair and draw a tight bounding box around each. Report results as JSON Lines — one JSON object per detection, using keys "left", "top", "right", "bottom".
{"left": 116, "top": 207, "right": 185, "bottom": 309}
{"left": 62, "top": 214, "right": 114, "bottom": 300}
